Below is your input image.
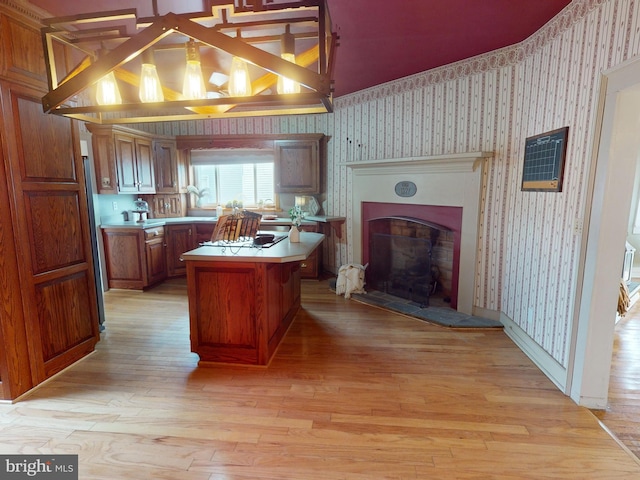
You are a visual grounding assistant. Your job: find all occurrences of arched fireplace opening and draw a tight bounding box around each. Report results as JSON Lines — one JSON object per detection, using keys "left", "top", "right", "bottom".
{"left": 367, "top": 216, "right": 453, "bottom": 307}
{"left": 362, "top": 202, "right": 462, "bottom": 310}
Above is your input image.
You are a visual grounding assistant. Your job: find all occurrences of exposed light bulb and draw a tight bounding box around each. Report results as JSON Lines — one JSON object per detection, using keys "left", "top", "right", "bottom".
{"left": 228, "top": 56, "right": 252, "bottom": 97}
{"left": 182, "top": 40, "right": 207, "bottom": 100}
{"left": 95, "top": 71, "right": 122, "bottom": 105}
{"left": 277, "top": 25, "right": 300, "bottom": 95}
{"left": 139, "top": 50, "right": 164, "bottom": 103}
{"left": 277, "top": 52, "right": 301, "bottom": 94}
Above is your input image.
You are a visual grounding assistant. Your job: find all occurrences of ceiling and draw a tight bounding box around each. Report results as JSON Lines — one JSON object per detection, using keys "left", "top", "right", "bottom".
{"left": 28, "top": 0, "right": 572, "bottom": 98}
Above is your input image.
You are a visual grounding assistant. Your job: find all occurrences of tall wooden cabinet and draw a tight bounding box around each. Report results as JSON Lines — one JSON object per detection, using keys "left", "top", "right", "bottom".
{"left": 0, "top": 6, "right": 100, "bottom": 401}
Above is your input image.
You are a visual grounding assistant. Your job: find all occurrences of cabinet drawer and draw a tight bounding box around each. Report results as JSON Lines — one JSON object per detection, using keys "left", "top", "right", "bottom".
{"left": 144, "top": 226, "right": 164, "bottom": 240}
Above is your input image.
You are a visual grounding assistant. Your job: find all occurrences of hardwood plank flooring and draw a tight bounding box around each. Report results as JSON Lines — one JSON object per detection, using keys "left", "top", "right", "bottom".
{"left": 592, "top": 298, "right": 640, "bottom": 460}
{"left": 1, "top": 278, "right": 638, "bottom": 479}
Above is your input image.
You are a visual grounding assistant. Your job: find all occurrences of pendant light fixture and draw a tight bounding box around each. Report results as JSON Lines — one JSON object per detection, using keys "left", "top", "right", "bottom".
{"left": 277, "top": 24, "right": 301, "bottom": 95}
{"left": 139, "top": 49, "right": 164, "bottom": 103}
{"left": 182, "top": 39, "right": 207, "bottom": 100}
{"left": 94, "top": 47, "right": 122, "bottom": 105}
{"left": 228, "top": 30, "right": 252, "bottom": 97}
{"left": 41, "top": 2, "right": 337, "bottom": 123}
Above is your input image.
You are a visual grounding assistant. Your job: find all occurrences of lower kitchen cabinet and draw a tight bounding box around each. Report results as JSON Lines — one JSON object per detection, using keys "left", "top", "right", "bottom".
{"left": 166, "top": 223, "right": 197, "bottom": 277}
{"left": 102, "top": 226, "right": 167, "bottom": 289}
{"left": 102, "top": 220, "right": 324, "bottom": 289}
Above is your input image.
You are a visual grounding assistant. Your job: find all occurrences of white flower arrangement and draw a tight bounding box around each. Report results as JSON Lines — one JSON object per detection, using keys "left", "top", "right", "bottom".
{"left": 289, "top": 205, "right": 305, "bottom": 227}
{"left": 187, "top": 185, "right": 209, "bottom": 198}
{"left": 187, "top": 185, "right": 210, "bottom": 207}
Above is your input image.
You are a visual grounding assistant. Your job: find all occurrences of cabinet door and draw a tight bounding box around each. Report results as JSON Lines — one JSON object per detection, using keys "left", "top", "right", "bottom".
{"left": 166, "top": 224, "right": 196, "bottom": 277}
{"left": 274, "top": 139, "right": 320, "bottom": 194}
{"left": 102, "top": 229, "right": 145, "bottom": 288}
{"left": 114, "top": 134, "right": 138, "bottom": 193}
{"left": 135, "top": 137, "right": 155, "bottom": 193}
{"left": 90, "top": 132, "right": 118, "bottom": 194}
{"left": 1, "top": 84, "right": 100, "bottom": 398}
{"left": 145, "top": 238, "right": 167, "bottom": 285}
{"left": 154, "top": 139, "right": 178, "bottom": 193}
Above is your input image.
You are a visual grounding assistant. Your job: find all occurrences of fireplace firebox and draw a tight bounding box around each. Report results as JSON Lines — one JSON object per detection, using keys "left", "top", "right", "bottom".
{"left": 363, "top": 202, "right": 462, "bottom": 309}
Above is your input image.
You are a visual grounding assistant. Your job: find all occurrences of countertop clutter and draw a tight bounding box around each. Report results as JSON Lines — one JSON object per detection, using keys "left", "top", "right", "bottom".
{"left": 182, "top": 231, "right": 325, "bottom": 263}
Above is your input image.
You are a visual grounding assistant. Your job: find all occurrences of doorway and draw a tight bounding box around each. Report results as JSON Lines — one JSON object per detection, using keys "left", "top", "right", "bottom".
{"left": 570, "top": 56, "right": 640, "bottom": 407}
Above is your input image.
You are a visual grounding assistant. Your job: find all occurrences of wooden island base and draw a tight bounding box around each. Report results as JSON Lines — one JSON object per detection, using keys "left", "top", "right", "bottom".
{"left": 183, "top": 232, "right": 324, "bottom": 366}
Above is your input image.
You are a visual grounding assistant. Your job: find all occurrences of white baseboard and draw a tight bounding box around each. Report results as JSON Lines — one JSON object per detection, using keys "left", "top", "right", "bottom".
{"left": 500, "top": 312, "right": 568, "bottom": 393}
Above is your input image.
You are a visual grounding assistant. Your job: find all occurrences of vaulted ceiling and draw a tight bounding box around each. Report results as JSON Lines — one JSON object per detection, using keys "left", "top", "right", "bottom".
{"left": 28, "top": 0, "right": 572, "bottom": 98}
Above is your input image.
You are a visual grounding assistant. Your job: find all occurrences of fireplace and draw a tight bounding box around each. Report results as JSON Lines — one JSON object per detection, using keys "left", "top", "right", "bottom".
{"left": 363, "top": 204, "right": 462, "bottom": 309}
{"left": 346, "top": 152, "right": 490, "bottom": 315}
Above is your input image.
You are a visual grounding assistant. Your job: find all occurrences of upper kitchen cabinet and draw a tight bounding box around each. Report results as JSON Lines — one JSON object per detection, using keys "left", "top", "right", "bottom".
{"left": 154, "top": 139, "right": 187, "bottom": 194}
{"left": 0, "top": 13, "right": 49, "bottom": 88}
{"left": 87, "top": 124, "right": 177, "bottom": 195}
{"left": 274, "top": 134, "right": 324, "bottom": 194}
{"left": 114, "top": 133, "right": 155, "bottom": 194}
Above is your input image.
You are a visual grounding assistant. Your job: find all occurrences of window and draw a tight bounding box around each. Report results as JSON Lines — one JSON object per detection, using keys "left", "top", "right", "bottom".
{"left": 191, "top": 149, "right": 275, "bottom": 208}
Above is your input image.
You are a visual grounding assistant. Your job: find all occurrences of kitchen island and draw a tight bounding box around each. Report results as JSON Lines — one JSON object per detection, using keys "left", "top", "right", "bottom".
{"left": 181, "top": 231, "right": 324, "bottom": 366}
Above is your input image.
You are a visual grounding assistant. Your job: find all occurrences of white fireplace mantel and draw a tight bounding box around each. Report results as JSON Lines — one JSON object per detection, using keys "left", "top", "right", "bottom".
{"left": 341, "top": 152, "right": 492, "bottom": 174}
{"left": 345, "top": 152, "right": 493, "bottom": 315}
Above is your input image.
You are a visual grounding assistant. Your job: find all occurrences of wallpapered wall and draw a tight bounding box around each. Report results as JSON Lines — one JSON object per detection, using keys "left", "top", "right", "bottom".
{"left": 139, "top": 0, "right": 640, "bottom": 370}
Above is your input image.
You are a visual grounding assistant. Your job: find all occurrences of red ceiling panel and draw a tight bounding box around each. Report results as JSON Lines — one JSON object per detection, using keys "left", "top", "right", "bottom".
{"left": 28, "top": 0, "right": 571, "bottom": 97}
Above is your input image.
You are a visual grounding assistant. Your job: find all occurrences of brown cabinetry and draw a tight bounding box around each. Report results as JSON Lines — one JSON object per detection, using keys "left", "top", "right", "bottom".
{"left": 102, "top": 226, "right": 166, "bottom": 289}
{"left": 299, "top": 224, "right": 322, "bottom": 279}
{"left": 86, "top": 124, "right": 170, "bottom": 195}
{"left": 166, "top": 223, "right": 197, "bottom": 277}
{"left": 154, "top": 139, "right": 187, "bottom": 194}
{"left": 195, "top": 222, "right": 215, "bottom": 244}
{"left": 274, "top": 135, "right": 323, "bottom": 194}
{"left": 144, "top": 193, "right": 186, "bottom": 218}
{"left": 114, "top": 133, "right": 155, "bottom": 194}
{"left": 186, "top": 259, "right": 301, "bottom": 366}
{"left": 0, "top": 73, "right": 100, "bottom": 398}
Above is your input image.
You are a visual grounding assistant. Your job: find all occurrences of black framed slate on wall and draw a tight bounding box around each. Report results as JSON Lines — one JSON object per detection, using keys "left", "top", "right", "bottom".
{"left": 521, "top": 126, "right": 569, "bottom": 192}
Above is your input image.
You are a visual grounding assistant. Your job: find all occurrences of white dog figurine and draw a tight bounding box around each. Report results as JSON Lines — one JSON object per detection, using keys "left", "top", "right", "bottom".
{"left": 335, "top": 263, "right": 368, "bottom": 299}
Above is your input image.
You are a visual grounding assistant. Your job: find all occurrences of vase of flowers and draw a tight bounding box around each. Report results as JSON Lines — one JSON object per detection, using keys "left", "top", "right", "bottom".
{"left": 289, "top": 205, "right": 304, "bottom": 243}
{"left": 187, "top": 185, "right": 209, "bottom": 208}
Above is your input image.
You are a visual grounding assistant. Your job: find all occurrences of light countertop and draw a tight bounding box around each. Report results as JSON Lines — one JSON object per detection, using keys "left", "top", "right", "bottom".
{"left": 99, "top": 215, "right": 343, "bottom": 229}
{"left": 180, "top": 232, "right": 324, "bottom": 263}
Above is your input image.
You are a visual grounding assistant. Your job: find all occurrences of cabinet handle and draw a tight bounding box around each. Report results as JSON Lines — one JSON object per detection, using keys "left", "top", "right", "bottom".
{"left": 301, "top": 263, "right": 307, "bottom": 268}
{"left": 188, "top": 229, "right": 192, "bottom": 235}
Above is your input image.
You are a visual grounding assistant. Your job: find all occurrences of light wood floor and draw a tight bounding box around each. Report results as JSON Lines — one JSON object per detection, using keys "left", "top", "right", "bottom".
{"left": 592, "top": 298, "right": 640, "bottom": 460}
{"left": 1, "top": 278, "right": 639, "bottom": 479}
